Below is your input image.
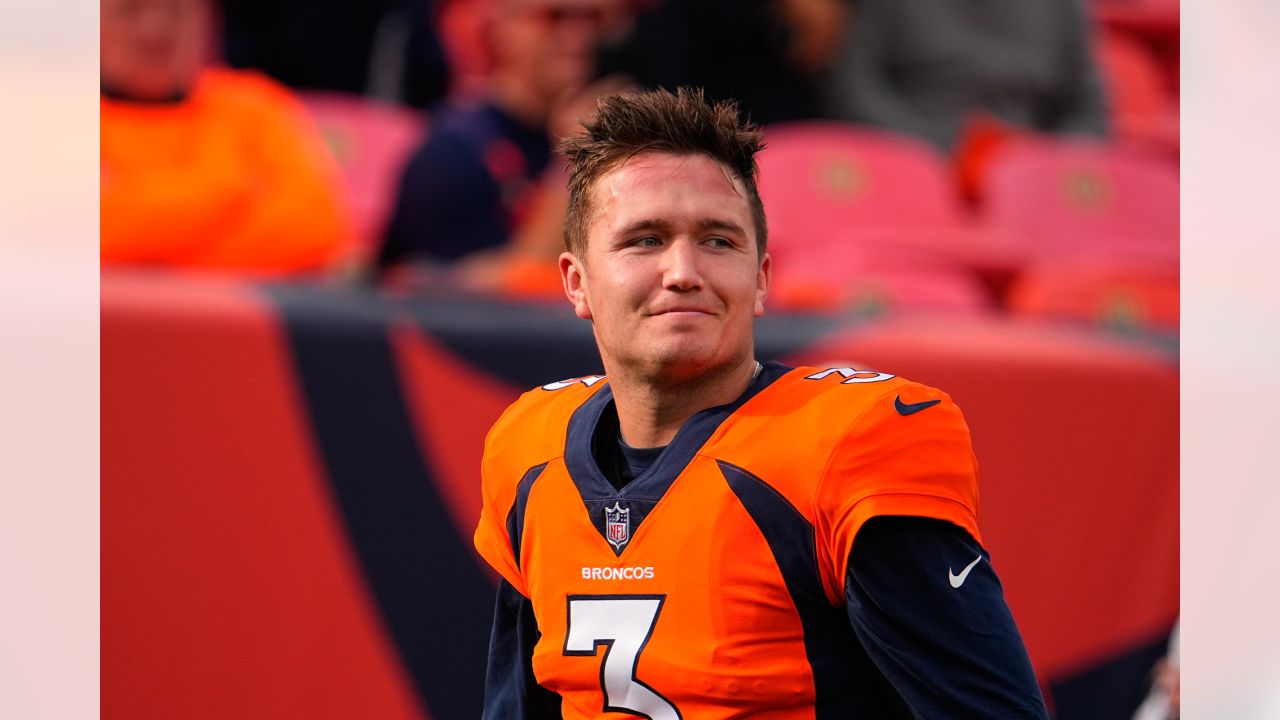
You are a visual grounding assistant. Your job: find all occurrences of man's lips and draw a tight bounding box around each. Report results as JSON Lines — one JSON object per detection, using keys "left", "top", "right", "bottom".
{"left": 649, "top": 307, "right": 716, "bottom": 316}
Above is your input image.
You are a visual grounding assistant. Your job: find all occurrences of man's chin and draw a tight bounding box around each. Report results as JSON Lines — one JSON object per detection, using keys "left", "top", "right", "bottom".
{"left": 643, "top": 351, "right": 728, "bottom": 384}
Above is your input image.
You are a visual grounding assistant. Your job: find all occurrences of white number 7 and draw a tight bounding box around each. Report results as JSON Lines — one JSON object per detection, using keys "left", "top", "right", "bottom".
{"left": 564, "top": 594, "right": 682, "bottom": 719}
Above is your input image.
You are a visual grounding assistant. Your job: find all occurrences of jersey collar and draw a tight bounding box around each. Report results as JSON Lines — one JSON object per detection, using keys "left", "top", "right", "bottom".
{"left": 563, "top": 361, "right": 792, "bottom": 555}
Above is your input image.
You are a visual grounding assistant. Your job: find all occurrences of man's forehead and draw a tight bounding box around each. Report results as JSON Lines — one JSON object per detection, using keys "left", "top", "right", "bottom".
{"left": 595, "top": 152, "right": 746, "bottom": 201}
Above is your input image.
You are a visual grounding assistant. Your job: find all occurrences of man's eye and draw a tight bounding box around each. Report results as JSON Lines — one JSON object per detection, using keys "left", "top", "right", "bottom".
{"left": 634, "top": 236, "right": 661, "bottom": 247}
{"left": 706, "top": 237, "right": 734, "bottom": 248}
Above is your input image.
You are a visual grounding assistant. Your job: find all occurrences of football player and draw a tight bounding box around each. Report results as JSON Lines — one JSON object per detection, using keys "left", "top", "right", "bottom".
{"left": 474, "top": 87, "right": 1048, "bottom": 718}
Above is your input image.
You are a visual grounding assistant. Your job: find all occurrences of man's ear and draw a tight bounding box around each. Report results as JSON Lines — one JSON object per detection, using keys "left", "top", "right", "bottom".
{"left": 560, "top": 252, "right": 593, "bottom": 320}
{"left": 754, "top": 253, "right": 771, "bottom": 317}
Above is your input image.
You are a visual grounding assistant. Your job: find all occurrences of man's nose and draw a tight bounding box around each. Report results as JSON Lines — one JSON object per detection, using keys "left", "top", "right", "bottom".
{"left": 662, "top": 240, "right": 704, "bottom": 291}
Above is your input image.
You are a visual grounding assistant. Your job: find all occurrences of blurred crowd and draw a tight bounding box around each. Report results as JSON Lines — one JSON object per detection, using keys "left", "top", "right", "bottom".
{"left": 100, "top": 0, "right": 1179, "bottom": 330}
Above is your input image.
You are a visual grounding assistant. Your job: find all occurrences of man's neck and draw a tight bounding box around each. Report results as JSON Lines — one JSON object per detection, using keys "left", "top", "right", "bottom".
{"left": 610, "top": 357, "right": 759, "bottom": 448}
{"left": 100, "top": 79, "right": 191, "bottom": 105}
{"left": 488, "top": 75, "right": 552, "bottom": 130}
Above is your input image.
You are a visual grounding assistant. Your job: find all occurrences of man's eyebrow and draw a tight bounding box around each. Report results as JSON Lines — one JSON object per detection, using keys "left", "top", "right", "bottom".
{"left": 617, "top": 218, "right": 674, "bottom": 236}
{"left": 615, "top": 218, "right": 747, "bottom": 236}
{"left": 694, "top": 218, "right": 747, "bottom": 235}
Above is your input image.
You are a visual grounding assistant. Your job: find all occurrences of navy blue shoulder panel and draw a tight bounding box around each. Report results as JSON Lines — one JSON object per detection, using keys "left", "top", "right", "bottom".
{"left": 563, "top": 362, "right": 794, "bottom": 557}
{"left": 505, "top": 462, "right": 550, "bottom": 569}
{"left": 718, "top": 460, "right": 906, "bottom": 717}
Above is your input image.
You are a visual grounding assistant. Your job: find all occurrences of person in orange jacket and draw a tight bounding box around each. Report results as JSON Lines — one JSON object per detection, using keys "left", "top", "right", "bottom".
{"left": 101, "top": 0, "right": 354, "bottom": 275}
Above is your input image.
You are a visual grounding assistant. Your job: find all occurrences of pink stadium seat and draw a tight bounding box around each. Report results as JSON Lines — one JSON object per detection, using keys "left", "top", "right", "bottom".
{"left": 768, "top": 240, "right": 994, "bottom": 314}
{"left": 757, "top": 122, "right": 986, "bottom": 306}
{"left": 757, "top": 123, "right": 966, "bottom": 253}
{"left": 981, "top": 139, "right": 1178, "bottom": 265}
{"left": 1097, "top": 30, "right": 1171, "bottom": 120}
{"left": 1093, "top": 0, "right": 1180, "bottom": 35}
{"left": 1095, "top": 29, "right": 1179, "bottom": 159}
{"left": 301, "top": 91, "right": 426, "bottom": 260}
{"left": 1008, "top": 259, "right": 1179, "bottom": 331}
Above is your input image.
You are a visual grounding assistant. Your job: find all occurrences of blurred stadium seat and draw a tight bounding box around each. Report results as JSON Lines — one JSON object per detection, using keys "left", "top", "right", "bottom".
{"left": 1009, "top": 259, "right": 1179, "bottom": 331}
{"left": 758, "top": 122, "right": 965, "bottom": 253}
{"left": 981, "top": 139, "right": 1178, "bottom": 266}
{"left": 1096, "top": 29, "right": 1171, "bottom": 120}
{"left": 768, "top": 241, "right": 995, "bottom": 314}
{"left": 1095, "top": 29, "right": 1179, "bottom": 159}
{"left": 758, "top": 122, "right": 994, "bottom": 311}
{"left": 302, "top": 91, "right": 425, "bottom": 261}
{"left": 1092, "top": 0, "right": 1180, "bottom": 36}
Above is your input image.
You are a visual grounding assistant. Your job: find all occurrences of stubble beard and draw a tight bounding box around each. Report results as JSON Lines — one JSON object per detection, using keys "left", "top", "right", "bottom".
{"left": 603, "top": 334, "right": 748, "bottom": 393}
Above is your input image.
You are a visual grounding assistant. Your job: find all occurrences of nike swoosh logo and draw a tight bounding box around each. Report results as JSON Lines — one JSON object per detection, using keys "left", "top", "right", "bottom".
{"left": 949, "top": 555, "right": 983, "bottom": 588}
{"left": 895, "top": 395, "right": 941, "bottom": 416}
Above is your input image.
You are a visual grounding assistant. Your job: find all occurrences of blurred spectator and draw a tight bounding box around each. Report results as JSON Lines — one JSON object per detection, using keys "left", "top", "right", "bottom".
{"left": 220, "top": 0, "right": 451, "bottom": 109}
{"left": 596, "top": 0, "right": 845, "bottom": 125}
{"left": 821, "top": 0, "right": 1108, "bottom": 151}
{"left": 101, "top": 0, "right": 355, "bottom": 274}
{"left": 379, "top": 0, "right": 618, "bottom": 275}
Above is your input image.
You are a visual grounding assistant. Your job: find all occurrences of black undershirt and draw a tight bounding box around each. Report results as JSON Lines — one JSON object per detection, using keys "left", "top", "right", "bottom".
{"left": 591, "top": 402, "right": 665, "bottom": 491}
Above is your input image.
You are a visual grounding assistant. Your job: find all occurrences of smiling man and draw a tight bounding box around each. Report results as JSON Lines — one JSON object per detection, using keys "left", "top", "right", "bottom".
{"left": 474, "top": 87, "right": 1049, "bottom": 718}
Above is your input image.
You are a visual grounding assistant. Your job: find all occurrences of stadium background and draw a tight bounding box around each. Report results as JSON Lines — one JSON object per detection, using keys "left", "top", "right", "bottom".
{"left": 102, "top": 0, "right": 1179, "bottom": 717}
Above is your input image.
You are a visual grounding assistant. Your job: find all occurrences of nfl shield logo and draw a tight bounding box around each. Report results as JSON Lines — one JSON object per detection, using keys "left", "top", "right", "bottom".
{"left": 605, "top": 502, "right": 630, "bottom": 550}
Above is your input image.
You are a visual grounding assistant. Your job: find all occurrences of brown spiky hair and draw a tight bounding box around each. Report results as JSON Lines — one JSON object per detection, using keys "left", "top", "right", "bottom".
{"left": 558, "top": 87, "right": 767, "bottom": 261}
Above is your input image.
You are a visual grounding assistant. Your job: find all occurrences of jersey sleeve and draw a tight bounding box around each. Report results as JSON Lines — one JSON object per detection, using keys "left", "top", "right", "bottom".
{"left": 816, "top": 381, "right": 981, "bottom": 600}
{"left": 482, "top": 579, "right": 564, "bottom": 719}
{"left": 474, "top": 398, "right": 533, "bottom": 597}
{"left": 844, "top": 516, "right": 1048, "bottom": 717}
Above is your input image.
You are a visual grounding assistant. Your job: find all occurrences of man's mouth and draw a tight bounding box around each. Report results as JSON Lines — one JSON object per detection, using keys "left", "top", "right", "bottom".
{"left": 651, "top": 308, "right": 715, "bottom": 317}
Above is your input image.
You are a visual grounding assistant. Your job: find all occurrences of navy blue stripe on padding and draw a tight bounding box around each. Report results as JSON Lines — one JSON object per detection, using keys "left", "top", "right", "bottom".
{"left": 506, "top": 463, "right": 549, "bottom": 568}
{"left": 1047, "top": 622, "right": 1176, "bottom": 720}
{"left": 398, "top": 292, "right": 843, "bottom": 390}
{"left": 719, "top": 460, "right": 900, "bottom": 717}
{"left": 267, "top": 286, "right": 494, "bottom": 720}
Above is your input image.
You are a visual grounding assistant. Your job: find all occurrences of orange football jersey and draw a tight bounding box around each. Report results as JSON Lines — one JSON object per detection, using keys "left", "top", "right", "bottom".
{"left": 474, "top": 363, "right": 981, "bottom": 717}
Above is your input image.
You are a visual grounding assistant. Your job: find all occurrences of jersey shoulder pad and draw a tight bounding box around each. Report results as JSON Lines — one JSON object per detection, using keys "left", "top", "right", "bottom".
{"left": 767, "top": 367, "right": 980, "bottom": 600}
{"left": 810, "top": 368, "right": 980, "bottom": 541}
{"left": 708, "top": 366, "right": 922, "bottom": 499}
{"left": 779, "top": 364, "right": 920, "bottom": 414}
{"left": 745, "top": 365, "right": 938, "bottom": 446}
{"left": 710, "top": 366, "right": 971, "bottom": 509}
{"left": 781, "top": 365, "right": 971, "bottom": 465}
{"left": 481, "top": 374, "right": 607, "bottom": 485}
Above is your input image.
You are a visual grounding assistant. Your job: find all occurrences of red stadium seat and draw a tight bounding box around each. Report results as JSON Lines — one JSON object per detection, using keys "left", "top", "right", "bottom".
{"left": 1096, "top": 29, "right": 1170, "bottom": 118}
{"left": 1093, "top": 0, "right": 1180, "bottom": 38}
{"left": 757, "top": 123, "right": 996, "bottom": 308}
{"left": 302, "top": 92, "right": 426, "bottom": 261}
{"left": 981, "top": 139, "right": 1178, "bottom": 265}
{"left": 758, "top": 123, "right": 966, "bottom": 256}
{"left": 768, "top": 240, "right": 994, "bottom": 314}
{"left": 1008, "top": 258, "right": 1179, "bottom": 331}
{"left": 1095, "top": 29, "right": 1179, "bottom": 159}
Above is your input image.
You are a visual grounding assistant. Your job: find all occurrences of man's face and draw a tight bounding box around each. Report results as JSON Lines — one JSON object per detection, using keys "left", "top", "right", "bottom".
{"left": 492, "top": 0, "right": 608, "bottom": 102}
{"left": 561, "top": 152, "right": 771, "bottom": 383}
{"left": 101, "top": 0, "right": 206, "bottom": 99}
